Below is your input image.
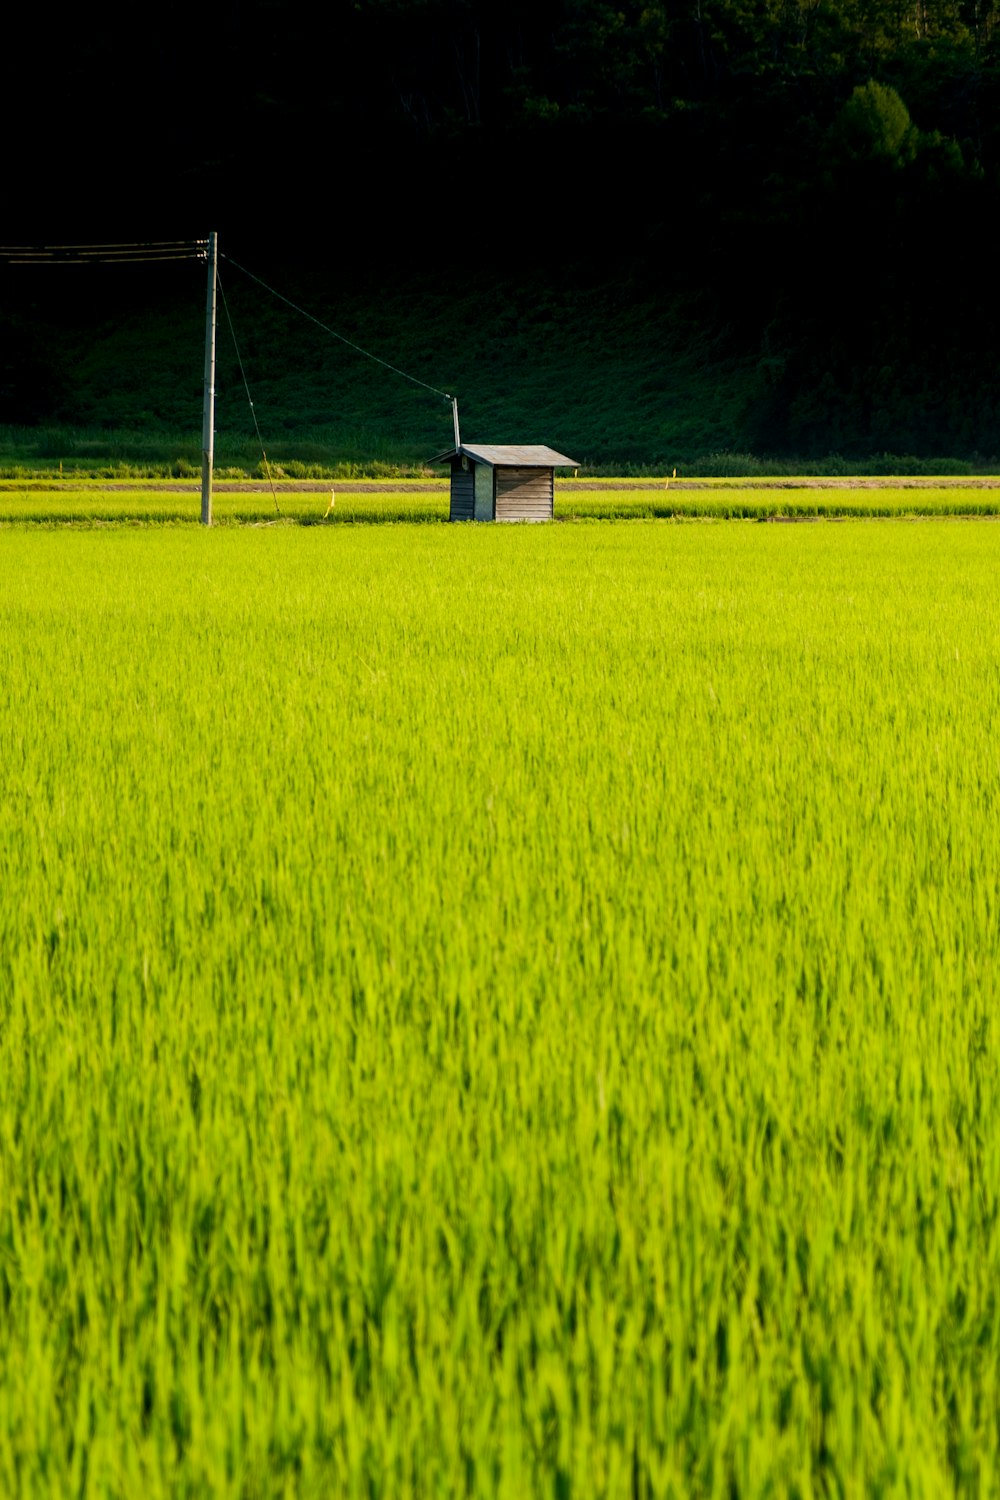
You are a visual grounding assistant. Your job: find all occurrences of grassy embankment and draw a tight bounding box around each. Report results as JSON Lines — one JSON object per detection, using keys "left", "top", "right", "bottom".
{"left": 2, "top": 265, "right": 751, "bottom": 475}
{"left": 5, "top": 257, "right": 998, "bottom": 477}
{"left": 2, "top": 521, "right": 1000, "bottom": 1494}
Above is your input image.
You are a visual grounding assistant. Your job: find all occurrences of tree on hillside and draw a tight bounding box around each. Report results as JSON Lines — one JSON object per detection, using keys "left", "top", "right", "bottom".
{"left": 830, "top": 80, "right": 919, "bottom": 164}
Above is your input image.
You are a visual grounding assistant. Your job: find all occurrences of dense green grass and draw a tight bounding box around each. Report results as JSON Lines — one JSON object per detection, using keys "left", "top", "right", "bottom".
{"left": 4, "top": 481, "right": 1000, "bottom": 526}
{"left": 2, "top": 424, "right": 997, "bottom": 482}
{"left": 0, "top": 485, "right": 447, "bottom": 526}
{"left": 2, "top": 522, "right": 1000, "bottom": 1495}
{"left": 561, "top": 485, "right": 1000, "bottom": 520}
{"left": 0, "top": 425, "right": 432, "bottom": 481}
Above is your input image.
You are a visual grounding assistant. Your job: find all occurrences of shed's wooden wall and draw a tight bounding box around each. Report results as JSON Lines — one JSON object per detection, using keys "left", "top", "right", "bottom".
{"left": 495, "top": 466, "right": 553, "bottom": 522}
{"left": 449, "top": 463, "right": 474, "bottom": 521}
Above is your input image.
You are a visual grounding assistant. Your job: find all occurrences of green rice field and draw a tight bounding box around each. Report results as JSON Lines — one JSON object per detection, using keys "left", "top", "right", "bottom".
{"left": 4, "top": 478, "right": 1000, "bottom": 526}
{"left": 2, "top": 518, "right": 1000, "bottom": 1495}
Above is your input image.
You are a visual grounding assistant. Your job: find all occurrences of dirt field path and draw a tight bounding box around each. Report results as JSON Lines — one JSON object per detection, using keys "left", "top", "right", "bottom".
{"left": 50, "top": 477, "right": 1000, "bottom": 493}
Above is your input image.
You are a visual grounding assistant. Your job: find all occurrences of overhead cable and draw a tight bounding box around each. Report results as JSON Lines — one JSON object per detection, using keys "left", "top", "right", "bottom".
{"left": 0, "top": 240, "right": 208, "bottom": 265}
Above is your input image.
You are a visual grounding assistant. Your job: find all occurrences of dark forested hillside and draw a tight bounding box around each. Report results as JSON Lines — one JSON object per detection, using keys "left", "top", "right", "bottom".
{"left": 3, "top": 0, "right": 999, "bottom": 462}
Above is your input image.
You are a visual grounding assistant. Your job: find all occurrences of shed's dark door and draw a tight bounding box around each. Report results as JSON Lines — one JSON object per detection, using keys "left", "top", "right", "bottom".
{"left": 450, "top": 459, "right": 474, "bottom": 521}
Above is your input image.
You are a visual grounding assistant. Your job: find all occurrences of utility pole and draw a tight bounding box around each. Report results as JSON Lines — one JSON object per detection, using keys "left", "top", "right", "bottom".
{"left": 451, "top": 395, "right": 461, "bottom": 452}
{"left": 201, "top": 231, "right": 217, "bottom": 526}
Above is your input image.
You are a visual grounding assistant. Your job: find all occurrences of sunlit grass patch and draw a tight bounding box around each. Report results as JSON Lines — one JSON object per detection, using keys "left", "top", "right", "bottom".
{"left": 0, "top": 486, "right": 449, "bottom": 526}
{"left": 5, "top": 479, "right": 1000, "bottom": 527}
{"left": 556, "top": 484, "right": 1000, "bottom": 519}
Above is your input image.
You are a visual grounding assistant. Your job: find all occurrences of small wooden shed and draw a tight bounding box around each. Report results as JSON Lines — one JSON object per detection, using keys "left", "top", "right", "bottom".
{"left": 430, "top": 443, "right": 578, "bottom": 522}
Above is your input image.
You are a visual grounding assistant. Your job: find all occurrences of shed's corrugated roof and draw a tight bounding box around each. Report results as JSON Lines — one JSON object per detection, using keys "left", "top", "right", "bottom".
{"left": 429, "top": 443, "right": 579, "bottom": 468}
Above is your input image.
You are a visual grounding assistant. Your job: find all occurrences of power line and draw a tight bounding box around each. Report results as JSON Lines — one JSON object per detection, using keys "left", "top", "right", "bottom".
{"left": 2, "top": 239, "right": 455, "bottom": 407}
{"left": 0, "top": 240, "right": 208, "bottom": 265}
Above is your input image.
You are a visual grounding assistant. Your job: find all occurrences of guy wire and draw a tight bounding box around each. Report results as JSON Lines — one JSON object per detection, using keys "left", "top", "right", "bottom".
{"left": 221, "top": 253, "right": 454, "bottom": 405}
{"left": 218, "top": 270, "right": 281, "bottom": 517}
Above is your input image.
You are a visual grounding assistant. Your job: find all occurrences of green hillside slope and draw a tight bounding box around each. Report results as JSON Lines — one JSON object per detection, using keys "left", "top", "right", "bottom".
{"left": 2, "top": 259, "right": 760, "bottom": 472}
